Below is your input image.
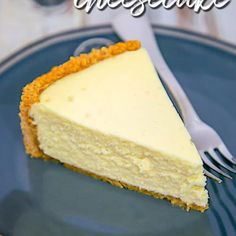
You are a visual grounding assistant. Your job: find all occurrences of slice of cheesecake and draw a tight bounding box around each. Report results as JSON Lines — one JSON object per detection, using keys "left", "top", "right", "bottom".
{"left": 20, "top": 41, "right": 208, "bottom": 211}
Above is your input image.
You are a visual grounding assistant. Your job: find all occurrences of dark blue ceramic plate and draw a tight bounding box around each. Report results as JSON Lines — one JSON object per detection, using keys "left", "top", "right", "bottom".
{"left": 0, "top": 25, "right": 236, "bottom": 236}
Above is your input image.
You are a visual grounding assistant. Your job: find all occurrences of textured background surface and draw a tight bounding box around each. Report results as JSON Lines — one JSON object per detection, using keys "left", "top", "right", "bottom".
{"left": 0, "top": 0, "right": 236, "bottom": 61}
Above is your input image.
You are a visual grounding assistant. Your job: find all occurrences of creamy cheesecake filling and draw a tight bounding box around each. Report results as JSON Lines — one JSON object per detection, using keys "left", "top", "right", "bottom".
{"left": 31, "top": 105, "right": 208, "bottom": 207}
{"left": 29, "top": 47, "right": 208, "bottom": 208}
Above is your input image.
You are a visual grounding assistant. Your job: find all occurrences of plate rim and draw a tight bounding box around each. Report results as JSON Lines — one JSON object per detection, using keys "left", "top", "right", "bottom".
{"left": 1, "top": 24, "right": 236, "bottom": 75}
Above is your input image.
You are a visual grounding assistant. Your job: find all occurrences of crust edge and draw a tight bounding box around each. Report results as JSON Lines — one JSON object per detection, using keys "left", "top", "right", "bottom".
{"left": 38, "top": 155, "right": 208, "bottom": 212}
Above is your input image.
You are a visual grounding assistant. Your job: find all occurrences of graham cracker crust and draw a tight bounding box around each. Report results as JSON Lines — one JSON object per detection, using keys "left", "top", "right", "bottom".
{"left": 19, "top": 40, "right": 207, "bottom": 212}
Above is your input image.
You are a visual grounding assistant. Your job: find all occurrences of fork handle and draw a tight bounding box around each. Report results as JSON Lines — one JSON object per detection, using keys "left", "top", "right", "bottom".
{"left": 113, "top": 14, "right": 201, "bottom": 127}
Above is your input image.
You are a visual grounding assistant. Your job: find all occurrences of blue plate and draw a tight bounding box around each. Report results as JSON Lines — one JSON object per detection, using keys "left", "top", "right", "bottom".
{"left": 0, "top": 25, "right": 236, "bottom": 236}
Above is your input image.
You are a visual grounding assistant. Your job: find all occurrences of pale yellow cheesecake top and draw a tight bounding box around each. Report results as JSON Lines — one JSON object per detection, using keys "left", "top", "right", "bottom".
{"left": 33, "top": 48, "right": 202, "bottom": 167}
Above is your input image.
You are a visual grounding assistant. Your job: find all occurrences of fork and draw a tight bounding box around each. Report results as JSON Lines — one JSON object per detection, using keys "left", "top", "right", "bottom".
{"left": 112, "top": 13, "right": 236, "bottom": 183}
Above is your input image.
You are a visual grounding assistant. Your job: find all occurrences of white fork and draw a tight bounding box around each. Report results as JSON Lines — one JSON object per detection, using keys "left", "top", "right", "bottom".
{"left": 112, "top": 13, "right": 236, "bottom": 183}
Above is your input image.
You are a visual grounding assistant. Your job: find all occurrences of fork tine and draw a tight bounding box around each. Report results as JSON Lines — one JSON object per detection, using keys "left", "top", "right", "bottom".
{"left": 208, "top": 149, "right": 236, "bottom": 173}
{"left": 203, "top": 168, "right": 222, "bottom": 183}
{"left": 218, "top": 144, "right": 236, "bottom": 165}
{"left": 200, "top": 151, "right": 232, "bottom": 179}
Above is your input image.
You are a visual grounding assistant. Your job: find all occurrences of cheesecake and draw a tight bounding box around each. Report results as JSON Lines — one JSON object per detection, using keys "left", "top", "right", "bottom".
{"left": 20, "top": 41, "right": 208, "bottom": 211}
